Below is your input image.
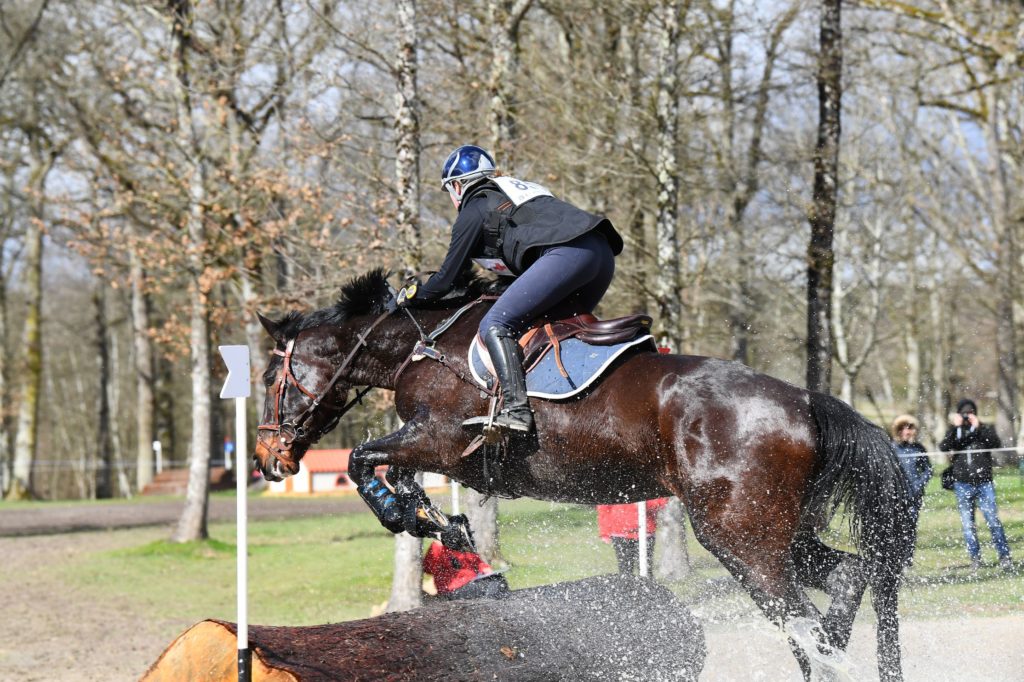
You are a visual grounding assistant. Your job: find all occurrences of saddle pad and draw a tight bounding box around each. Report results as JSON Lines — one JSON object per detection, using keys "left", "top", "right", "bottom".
{"left": 468, "top": 334, "right": 656, "bottom": 400}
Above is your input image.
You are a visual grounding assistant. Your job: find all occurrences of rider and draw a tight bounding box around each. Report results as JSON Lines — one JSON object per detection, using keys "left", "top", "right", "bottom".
{"left": 399, "top": 145, "right": 623, "bottom": 434}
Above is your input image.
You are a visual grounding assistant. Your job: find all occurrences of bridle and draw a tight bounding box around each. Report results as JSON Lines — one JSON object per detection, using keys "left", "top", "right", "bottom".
{"left": 257, "top": 309, "right": 391, "bottom": 452}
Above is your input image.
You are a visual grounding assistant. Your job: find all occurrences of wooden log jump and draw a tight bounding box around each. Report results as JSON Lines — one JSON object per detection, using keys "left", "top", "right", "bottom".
{"left": 142, "top": 574, "right": 706, "bottom": 681}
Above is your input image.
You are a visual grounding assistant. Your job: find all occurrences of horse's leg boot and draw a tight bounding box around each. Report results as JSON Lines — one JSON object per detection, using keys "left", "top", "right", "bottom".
{"left": 463, "top": 326, "right": 534, "bottom": 433}
{"left": 359, "top": 476, "right": 405, "bottom": 534}
{"left": 383, "top": 467, "right": 476, "bottom": 551}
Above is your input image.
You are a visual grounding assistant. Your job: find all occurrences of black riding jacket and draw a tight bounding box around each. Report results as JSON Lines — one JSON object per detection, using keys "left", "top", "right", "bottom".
{"left": 418, "top": 179, "right": 623, "bottom": 301}
{"left": 939, "top": 423, "right": 1001, "bottom": 485}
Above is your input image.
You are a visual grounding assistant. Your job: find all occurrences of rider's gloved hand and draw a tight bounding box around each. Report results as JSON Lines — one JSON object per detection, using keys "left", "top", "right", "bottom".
{"left": 396, "top": 283, "right": 418, "bottom": 308}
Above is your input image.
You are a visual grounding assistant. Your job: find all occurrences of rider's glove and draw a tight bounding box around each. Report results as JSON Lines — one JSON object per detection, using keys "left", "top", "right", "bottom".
{"left": 397, "top": 284, "right": 418, "bottom": 307}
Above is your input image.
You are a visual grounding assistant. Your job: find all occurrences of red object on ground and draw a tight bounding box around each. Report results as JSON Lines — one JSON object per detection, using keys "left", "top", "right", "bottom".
{"left": 596, "top": 499, "right": 668, "bottom": 541}
{"left": 422, "top": 541, "right": 494, "bottom": 594}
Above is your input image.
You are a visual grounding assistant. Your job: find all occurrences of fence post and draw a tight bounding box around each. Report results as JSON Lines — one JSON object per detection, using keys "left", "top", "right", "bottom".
{"left": 219, "top": 345, "right": 251, "bottom": 682}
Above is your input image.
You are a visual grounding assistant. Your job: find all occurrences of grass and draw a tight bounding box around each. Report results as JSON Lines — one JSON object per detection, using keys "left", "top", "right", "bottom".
{"left": 39, "top": 470, "right": 1024, "bottom": 629}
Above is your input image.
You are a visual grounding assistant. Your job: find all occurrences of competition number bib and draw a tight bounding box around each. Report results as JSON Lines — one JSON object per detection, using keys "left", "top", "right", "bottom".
{"left": 493, "top": 176, "right": 553, "bottom": 206}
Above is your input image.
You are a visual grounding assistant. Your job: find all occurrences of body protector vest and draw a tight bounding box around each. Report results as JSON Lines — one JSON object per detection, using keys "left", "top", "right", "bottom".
{"left": 472, "top": 177, "right": 622, "bottom": 276}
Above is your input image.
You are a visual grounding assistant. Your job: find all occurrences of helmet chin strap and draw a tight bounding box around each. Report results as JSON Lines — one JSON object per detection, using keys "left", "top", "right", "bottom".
{"left": 447, "top": 180, "right": 462, "bottom": 206}
{"left": 446, "top": 174, "right": 491, "bottom": 207}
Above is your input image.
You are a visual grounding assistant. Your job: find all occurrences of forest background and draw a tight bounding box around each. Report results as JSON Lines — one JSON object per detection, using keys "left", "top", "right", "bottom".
{"left": 1, "top": 0, "right": 1021, "bottom": 523}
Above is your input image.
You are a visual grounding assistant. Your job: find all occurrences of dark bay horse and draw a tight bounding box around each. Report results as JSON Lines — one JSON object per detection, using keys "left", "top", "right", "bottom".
{"left": 254, "top": 269, "right": 913, "bottom": 681}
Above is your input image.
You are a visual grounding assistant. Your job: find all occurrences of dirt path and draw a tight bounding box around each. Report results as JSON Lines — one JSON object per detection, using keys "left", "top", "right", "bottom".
{"left": 0, "top": 495, "right": 368, "bottom": 537}
{"left": 2, "top": 525, "right": 1021, "bottom": 681}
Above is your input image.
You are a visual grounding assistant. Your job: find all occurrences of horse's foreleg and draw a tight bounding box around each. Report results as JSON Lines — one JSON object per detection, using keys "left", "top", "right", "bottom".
{"left": 347, "top": 421, "right": 474, "bottom": 551}
{"left": 348, "top": 448, "right": 405, "bottom": 534}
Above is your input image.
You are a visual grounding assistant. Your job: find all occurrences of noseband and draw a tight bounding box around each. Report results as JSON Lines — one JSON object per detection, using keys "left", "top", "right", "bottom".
{"left": 257, "top": 310, "right": 391, "bottom": 451}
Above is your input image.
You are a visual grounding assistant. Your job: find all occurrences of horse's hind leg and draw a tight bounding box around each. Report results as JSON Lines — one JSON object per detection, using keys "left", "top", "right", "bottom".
{"left": 684, "top": 504, "right": 852, "bottom": 681}
{"left": 792, "top": 533, "right": 869, "bottom": 650}
{"left": 697, "top": 537, "right": 839, "bottom": 681}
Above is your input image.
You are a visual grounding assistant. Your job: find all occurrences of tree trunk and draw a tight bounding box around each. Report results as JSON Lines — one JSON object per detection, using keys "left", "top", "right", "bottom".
{"left": 656, "top": 497, "right": 690, "bottom": 582}
{"left": 653, "top": 0, "right": 683, "bottom": 351}
{"left": 171, "top": 0, "right": 213, "bottom": 542}
{"left": 477, "top": 0, "right": 534, "bottom": 564}
{"left": 985, "top": 86, "right": 1019, "bottom": 446}
{"left": 0, "top": 241, "right": 10, "bottom": 496}
{"left": 905, "top": 257, "right": 921, "bottom": 410}
{"left": 384, "top": 0, "right": 425, "bottom": 610}
{"left": 93, "top": 277, "right": 113, "bottom": 499}
{"left": 387, "top": 475, "right": 423, "bottom": 611}
{"left": 6, "top": 150, "right": 50, "bottom": 501}
{"left": 805, "top": 0, "right": 842, "bottom": 394}
{"left": 486, "top": 0, "right": 534, "bottom": 166}
{"left": 394, "top": 0, "right": 421, "bottom": 273}
{"left": 464, "top": 489, "right": 503, "bottom": 566}
{"left": 146, "top": 577, "right": 706, "bottom": 682}
{"left": 386, "top": 531, "right": 423, "bottom": 613}
{"left": 130, "top": 244, "right": 156, "bottom": 492}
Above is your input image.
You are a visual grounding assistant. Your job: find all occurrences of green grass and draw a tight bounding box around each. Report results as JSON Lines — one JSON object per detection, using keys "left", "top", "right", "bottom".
{"left": 899, "top": 471, "right": 1024, "bottom": 618}
{"left": 49, "top": 470, "right": 1024, "bottom": 628}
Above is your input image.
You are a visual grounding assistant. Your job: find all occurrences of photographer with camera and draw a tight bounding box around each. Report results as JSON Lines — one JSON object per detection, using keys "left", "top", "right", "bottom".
{"left": 938, "top": 398, "right": 1013, "bottom": 572}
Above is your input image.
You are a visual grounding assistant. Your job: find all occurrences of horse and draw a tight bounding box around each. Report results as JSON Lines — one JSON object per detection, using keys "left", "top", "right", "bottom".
{"left": 253, "top": 268, "right": 913, "bottom": 681}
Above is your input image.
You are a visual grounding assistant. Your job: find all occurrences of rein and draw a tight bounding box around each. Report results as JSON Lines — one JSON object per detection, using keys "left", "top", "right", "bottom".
{"left": 392, "top": 295, "right": 500, "bottom": 394}
{"left": 258, "top": 309, "right": 392, "bottom": 449}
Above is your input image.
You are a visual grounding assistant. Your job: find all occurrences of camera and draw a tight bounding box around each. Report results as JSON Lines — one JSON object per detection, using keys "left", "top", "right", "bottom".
{"left": 960, "top": 412, "right": 973, "bottom": 425}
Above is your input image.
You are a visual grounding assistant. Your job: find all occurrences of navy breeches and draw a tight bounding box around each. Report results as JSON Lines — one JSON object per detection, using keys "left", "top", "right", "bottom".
{"left": 479, "top": 231, "right": 615, "bottom": 336}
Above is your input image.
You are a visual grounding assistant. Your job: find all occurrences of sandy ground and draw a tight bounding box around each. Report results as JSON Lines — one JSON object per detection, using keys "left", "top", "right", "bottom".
{"left": 1, "top": 520, "right": 1022, "bottom": 681}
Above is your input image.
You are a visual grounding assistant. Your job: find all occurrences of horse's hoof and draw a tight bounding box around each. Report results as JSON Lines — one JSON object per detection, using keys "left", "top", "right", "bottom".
{"left": 440, "top": 514, "right": 476, "bottom": 553}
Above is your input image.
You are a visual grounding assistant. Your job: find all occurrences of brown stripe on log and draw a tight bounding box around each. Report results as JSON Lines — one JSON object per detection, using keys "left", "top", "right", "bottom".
{"left": 142, "top": 574, "right": 705, "bottom": 681}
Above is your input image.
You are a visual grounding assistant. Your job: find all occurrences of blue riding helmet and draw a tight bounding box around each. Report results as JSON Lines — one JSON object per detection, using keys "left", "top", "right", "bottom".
{"left": 440, "top": 145, "right": 496, "bottom": 191}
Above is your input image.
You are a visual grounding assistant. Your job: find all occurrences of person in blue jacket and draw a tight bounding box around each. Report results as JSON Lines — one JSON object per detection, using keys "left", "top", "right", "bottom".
{"left": 890, "top": 414, "right": 931, "bottom": 563}
{"left": 399, "top": 145, "right": 623, "bottom": 434}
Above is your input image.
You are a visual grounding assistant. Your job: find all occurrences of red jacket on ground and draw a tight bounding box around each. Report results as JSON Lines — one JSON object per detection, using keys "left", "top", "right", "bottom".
{"left": 422, "top": 541, "right": 494, "bottom": 594}
{"left": 596, "top": 499, "right": 668, "bottom": 541}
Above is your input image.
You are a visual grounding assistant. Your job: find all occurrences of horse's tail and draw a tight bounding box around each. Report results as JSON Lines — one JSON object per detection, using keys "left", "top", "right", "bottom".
{"left": 806, "top": 391, "right": 913, "bottom": 678}
{"left": 805, "top": 391, "right": 914, "bottom": 574}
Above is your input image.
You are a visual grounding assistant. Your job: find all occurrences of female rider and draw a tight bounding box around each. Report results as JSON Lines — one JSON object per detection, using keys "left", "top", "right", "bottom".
{"left": 399, "top": 145, "right": 622, "bottom": 434}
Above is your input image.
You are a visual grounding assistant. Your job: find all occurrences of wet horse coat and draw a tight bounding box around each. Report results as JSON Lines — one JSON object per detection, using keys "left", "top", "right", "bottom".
{"left": 254, "top": 270, "right": 913, "bottom": 681}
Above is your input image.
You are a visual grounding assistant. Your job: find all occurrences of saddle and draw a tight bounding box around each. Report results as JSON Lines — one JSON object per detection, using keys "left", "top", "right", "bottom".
{"left": 519, "top": 313, "right": 653, "bottom": 372}
{"left": 467, "top": 313, "right": 656, "bottom": 400}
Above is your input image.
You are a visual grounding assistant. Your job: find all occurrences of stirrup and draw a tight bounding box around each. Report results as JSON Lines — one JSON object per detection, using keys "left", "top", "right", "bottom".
{"left": 462, "top": 408, "right": 533, "bottom": 433}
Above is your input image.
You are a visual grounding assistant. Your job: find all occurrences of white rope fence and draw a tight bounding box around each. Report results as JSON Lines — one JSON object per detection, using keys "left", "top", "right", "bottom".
{"left": 895, "top": 446, "right": 1024, "bottom": 459}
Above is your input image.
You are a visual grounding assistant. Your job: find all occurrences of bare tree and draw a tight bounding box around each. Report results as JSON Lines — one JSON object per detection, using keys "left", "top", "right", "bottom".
{"left": 652, "top": 0, "right": 685, "bottom": 350}
{"left": 388, "top": 0, "right": 424, "bottom": 613}
{"left": 129, "top": 238, "right": 156, "bottom": 492}
{"left": 6, "top": 146, "right": 53, "bottom": 500}
{"left": 805, "top": 0, "right": 842, "bottom": 394}
{"left": 170, "top": 0, "right": 214, "bottom": 542}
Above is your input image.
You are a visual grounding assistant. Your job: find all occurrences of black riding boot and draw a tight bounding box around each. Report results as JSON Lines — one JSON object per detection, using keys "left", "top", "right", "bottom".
{"left": 463, "top": 326, "right": 534, "bottom": 433}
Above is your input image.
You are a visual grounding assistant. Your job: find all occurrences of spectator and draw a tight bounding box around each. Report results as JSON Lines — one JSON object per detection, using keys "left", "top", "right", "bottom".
{"left": 891, "top": 415, "right": 931, "bottom": 564}
{"left": 597, "top": 499, "right": 667, "bottom": 575}
{"left": 422, "top": 541, "right": 509, "bottom": 600}
{"left": 939, "top": 398, "right": 1013, "bottom": 572}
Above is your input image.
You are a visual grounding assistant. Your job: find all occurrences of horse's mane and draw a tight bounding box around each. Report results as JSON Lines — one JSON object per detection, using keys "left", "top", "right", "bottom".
{"left": 275, "top": 267, "right": 506, "bottom": 338}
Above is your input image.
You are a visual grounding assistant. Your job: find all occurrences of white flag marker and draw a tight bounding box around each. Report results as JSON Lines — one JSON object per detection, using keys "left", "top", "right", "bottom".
{"left": 218, "top": 344, "right": 251, "bottom": 682}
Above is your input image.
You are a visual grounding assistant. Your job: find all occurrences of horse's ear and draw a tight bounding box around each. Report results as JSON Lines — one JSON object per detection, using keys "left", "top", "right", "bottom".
{"left": 257, "top": 312, "right": 283, "bottom": 343}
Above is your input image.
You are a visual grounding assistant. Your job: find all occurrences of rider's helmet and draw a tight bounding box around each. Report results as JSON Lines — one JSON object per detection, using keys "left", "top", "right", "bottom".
{"left": 441, "top": 145, "right": 496, "bottom": 202}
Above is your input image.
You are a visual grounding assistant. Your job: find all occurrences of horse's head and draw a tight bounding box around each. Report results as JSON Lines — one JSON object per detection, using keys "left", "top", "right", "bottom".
{"left": 254, "top": 314, "right": 352, "bottom": 481}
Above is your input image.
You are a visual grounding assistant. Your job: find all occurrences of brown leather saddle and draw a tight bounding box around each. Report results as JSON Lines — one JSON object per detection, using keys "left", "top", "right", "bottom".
{"left": 518, "top": 313, "right": 653, "bottom": 374}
